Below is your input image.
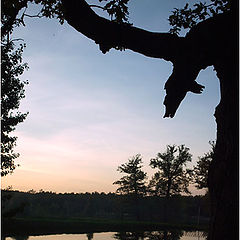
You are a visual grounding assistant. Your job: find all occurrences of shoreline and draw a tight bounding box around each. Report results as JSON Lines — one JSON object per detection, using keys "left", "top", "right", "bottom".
{"left": 2, "top": 217, "right": 209, "bottom": 237}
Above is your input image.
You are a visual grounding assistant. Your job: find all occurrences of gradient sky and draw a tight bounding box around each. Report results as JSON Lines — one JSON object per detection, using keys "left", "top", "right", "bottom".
{"left": 2, "top": 0, "right": 220, "bottom": 194}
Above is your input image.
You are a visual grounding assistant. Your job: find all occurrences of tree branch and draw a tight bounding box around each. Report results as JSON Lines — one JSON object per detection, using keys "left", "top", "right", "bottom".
{"left": 62, "top": 0, "right": 235, "bottom": 119}
{"left": 1, "top": 0, "right": 30, "bottom": 37}
{"left": 62, "top": 0, "right": 183, "bottom": 62}
{"left": 23, "top": 13, "right": 43, "bottom": 18}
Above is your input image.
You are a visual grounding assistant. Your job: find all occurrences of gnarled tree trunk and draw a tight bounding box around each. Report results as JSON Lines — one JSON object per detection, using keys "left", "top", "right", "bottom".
{"left": 208, "top": 45, "right": 239, "bottom": 239}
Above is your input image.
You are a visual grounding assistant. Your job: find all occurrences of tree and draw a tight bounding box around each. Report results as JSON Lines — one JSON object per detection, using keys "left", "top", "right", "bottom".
{"left": 149, "top": 145, "right": 192, "bottom": 223}
{"left": 113, "top": 154, "right": 147, "bottom": 220}
{"left": 194, "top": 141, "right": 215, "bottom": 190}
{"left": 2, "top": 0, "right": 238, "bottom": 239}
{"left": 149, "top": 145, "right": 192, "bottom": 198}
{"left": 1, "top": 0, "right": 66, "bottom": 176}
{"left": 1, "top": 37, "right": 29, "bottom": 176}
{"left": 113, "top": 154, "right": 147, "bottom": 196}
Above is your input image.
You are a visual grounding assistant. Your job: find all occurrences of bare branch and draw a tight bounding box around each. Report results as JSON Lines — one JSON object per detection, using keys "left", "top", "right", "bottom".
{"left": 23, "top": 13, "right": 43, "bottom": 18}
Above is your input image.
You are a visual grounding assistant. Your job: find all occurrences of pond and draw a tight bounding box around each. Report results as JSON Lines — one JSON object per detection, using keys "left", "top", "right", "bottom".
{"left": 5, "top": 231, "right": 207, "bottom": 240}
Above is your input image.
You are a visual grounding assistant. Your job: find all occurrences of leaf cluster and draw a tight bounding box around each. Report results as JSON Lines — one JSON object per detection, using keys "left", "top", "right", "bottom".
{"left": 31, "top": 0, "right": 64, "bottom": 24}
{"left": 98, "top": 0, "right": 130, "bottom": 24}
{"left": 168, "top": 0, "right": 231, "bottom": 34}
{"left": 1, "top": 0, "right": 64, "bottom": 38}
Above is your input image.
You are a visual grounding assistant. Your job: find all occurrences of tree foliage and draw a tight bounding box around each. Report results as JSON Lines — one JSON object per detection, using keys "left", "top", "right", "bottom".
{"left": 1, "top": 39, "right": 29, "bottom": 176}
{"left": 194, "top": 141, "right": 215, "bottom": 189}
{"left": 2, "top": 189, "right": 210, "bottom": 229}
{"left": 149, "top": 145, "right": 192, "bottom": 197}
{"left": 168, "top": 0, "right": 231, "bottom": 34}
{"left": 113, "top": 154, "right": 147, "bottom": 196}
{"left": 1, "top": 0, "right": 64, "bottom": 176}
{"left": 101, "top": 0, "right": 130, "bottom": 24}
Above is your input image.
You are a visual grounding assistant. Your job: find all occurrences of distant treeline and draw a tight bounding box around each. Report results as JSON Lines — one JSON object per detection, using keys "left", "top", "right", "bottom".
{"left": 2, "top": 189, "right": 210, "bottom": 225}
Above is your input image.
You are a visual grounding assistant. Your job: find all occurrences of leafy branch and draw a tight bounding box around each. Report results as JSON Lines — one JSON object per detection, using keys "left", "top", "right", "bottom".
{"left": 168, "top": 0, "right": 230, "bottom": 34}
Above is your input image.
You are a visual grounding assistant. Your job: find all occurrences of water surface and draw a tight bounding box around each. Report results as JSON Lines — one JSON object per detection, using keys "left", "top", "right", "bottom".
{"left": 6, "top": 231, "right": 207, "bottom": 240}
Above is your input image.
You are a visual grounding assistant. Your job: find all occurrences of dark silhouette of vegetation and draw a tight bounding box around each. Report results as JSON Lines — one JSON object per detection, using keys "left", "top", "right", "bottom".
{"left": 149, "top": 145, "right": 192, "bottom": 198}
{"left": 2, "top": 189, "right": 210, "bottom": 237}
{"left": 2, "top": 0, "right": 238, "bottom": 239}
{"left": 114, "top": 154, "right": 147, "bottom": 196}
{"left": 1, "top": 0, "right": 65, "bottom": 175}
{"left": 168, "top": 0, "right": 231, "bottom": 35}
{"left": 148, "top": 145, "right": 192, "bottom": 223}
{"left": 113, "top": 154, "right": 147, "bottom": 220}
{"left": 1, "top": 37, "right": 28, "bottom": 176}
{"left": 1, "top": 189, "right": 210, "bottom": 221}
{"left": 193, "top": 141, "right": 215, "bottom": 190}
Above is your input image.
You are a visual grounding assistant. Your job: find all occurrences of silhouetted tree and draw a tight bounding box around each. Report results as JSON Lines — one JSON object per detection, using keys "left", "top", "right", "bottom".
{"left": 113, "top": 154, "right": 147, "bottom": 220}
{"left": 1, "top": 0, "right": 64, "bottom": 176}
{"left": 1, "top": 38, "right": 28, "bottom": 176}
{"left": 149, "top": 145, "right": 192, "bottom": 223}
{"left": 149, "top": 145, "right": 192, "bottom": 198}
{"left": 114, "top": 154, "right": 147, "bottom": 196}
{"left": 1, "top": 187, "right": 27, "bottom": 221}
{"left": 194, "top": 141, "right": 215, "bottom": 190}
{"left": 2, "top": 1, "right": 238, "bottom": 239}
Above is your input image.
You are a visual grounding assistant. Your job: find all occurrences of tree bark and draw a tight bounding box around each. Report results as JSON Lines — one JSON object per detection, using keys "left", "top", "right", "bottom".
{"left": 208, "top": 34, "right": 239, "bottom": 239}
{"left": 62, "top": 1, "right": 238, "bottom": 238}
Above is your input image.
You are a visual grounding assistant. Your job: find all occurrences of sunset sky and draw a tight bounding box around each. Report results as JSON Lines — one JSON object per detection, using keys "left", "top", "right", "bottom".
{"left": 1, "top": 0, "right": 220, "bottom": 194}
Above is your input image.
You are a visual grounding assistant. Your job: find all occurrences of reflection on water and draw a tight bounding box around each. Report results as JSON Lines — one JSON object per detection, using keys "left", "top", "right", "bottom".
{"left": 5, "top": 231, "right": 207, "bottom": 240}
{"left": 113, "top": 230, "right": 185, "bottom": 240}
{"left": 86, "top": 233, "right": 94, "bottom": 240}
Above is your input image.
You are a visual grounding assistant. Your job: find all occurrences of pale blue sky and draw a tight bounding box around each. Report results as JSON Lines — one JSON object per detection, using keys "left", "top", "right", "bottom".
{"left": 2, "top": 0, "right": 220, "bottom": 194}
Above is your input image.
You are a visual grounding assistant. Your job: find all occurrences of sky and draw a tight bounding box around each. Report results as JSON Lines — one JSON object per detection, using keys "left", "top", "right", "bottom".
{"left": 1, "top": 0, "right": 220, "bottom": 194}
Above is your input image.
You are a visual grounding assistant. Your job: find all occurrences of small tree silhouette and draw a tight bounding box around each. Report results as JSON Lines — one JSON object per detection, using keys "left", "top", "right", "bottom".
{"left": 149, "top": 145, "right": 192, "bottom": 222}
{"left": 149, "top": 145, "right": 192, "bottom": 198}
{"left": 194, "top": 141, "right": 215, "bottom": 190}
{"left": 113, "top": 154, "right": 147, "bottom": 220}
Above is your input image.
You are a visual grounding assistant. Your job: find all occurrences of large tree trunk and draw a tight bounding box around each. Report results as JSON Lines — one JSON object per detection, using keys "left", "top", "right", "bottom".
{"left": 208, "top": 47, "right": 239, "bottom": 239}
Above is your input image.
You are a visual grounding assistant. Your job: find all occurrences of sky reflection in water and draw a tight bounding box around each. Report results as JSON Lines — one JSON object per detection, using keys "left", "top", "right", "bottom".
{"left": 6, "top": 231, "right": 207, "bottom": 240}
